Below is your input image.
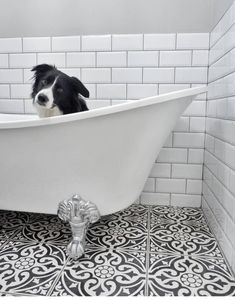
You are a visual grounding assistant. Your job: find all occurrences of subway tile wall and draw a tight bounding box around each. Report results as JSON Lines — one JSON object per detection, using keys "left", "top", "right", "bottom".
{"left": 0, "top": 33, "right": 209, "bottom": 207}
{"left": 203, "top": 0, "right": 235, "bottom": 275}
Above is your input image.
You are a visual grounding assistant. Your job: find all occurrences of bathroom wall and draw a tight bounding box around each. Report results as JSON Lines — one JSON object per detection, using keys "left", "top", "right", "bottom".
{"left": 0, "top": 33, "right": 208, "bottom": 207}
{"left": 202, "top": 1, "right": 235, "bottom": 274}
{"left": 0, "top": 0, "right": 213, "bottom": 37}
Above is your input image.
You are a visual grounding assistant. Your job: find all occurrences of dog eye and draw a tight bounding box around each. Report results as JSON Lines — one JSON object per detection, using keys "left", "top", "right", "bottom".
{"left": 57, "top": 88, "right": 63, "bottom": 93}
{"left": 41, "top": 79, "right": 47, "bottom": 86}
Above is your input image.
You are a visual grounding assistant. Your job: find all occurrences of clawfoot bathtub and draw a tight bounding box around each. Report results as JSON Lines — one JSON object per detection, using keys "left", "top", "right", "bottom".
{"left": 0, "top": 86, "right": 206, "bottom": 258}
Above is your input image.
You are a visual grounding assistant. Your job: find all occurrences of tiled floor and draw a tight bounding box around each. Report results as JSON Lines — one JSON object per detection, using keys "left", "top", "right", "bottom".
{"left": 0, "top": 205, "right": 234, "bottom": 296}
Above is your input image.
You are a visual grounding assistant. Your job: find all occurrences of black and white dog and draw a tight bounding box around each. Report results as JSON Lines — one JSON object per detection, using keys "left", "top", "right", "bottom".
{"left": 31, "top": 64, "right": 89, "bottom": 118}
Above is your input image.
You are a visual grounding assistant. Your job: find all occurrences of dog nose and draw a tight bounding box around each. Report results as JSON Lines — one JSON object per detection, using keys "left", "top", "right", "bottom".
{"left": 37, "top": 94, "right": 48, "bottom": 104}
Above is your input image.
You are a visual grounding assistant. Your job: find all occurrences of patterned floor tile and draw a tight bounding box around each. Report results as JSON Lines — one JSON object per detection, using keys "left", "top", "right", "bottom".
{"left": 49, "top": 248, "right": 147, "bottom": 296}
{"left": 86, "top": 204, "right": 148, "bottom": 251}
{"left": 0, "top": 240, "right": 68, "bottom": 296}
{"left": 149, "top": 206, "right": 222, "bottom": 258}
{"left": 150, "top": 206, "right": 210, "bottom": 230}
{"left": 11, "top": 215, "right": 71, "bottom": 245}
{"left": 147, "top": 253, "right": 235, "bottom": 296}
{"left": 0, "top": 204, "right": 234, "bottom": 297}
{"left": 149, "top": 222, "right": 222, "bottom": 257}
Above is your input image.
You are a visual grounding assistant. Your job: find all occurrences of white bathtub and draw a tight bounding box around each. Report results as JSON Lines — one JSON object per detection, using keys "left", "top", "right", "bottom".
{"left": 0, "top": 86, "right": 207, "bottom": 257}
{"left": 0, "top": 86, "right": 206, "bottom": 216}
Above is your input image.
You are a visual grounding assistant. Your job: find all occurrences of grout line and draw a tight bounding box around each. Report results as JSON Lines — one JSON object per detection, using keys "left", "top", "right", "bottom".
{"left": 47, "top": 256, "right": 71, "bottom": 296}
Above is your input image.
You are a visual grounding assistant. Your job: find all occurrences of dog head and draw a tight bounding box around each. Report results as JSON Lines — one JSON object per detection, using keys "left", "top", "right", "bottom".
{"left": 31, "top": 64, "right": 89, "bottom": 117}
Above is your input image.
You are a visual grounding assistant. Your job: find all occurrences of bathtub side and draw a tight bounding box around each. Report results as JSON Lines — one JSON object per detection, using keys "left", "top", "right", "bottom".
{"left": 0, "top": 93, "right": 194, "bottom": 215}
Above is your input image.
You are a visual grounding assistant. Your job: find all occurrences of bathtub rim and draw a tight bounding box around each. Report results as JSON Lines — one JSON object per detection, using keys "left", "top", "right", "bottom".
{"left": 0, "top": 86, "right": 207, "bottom": 129}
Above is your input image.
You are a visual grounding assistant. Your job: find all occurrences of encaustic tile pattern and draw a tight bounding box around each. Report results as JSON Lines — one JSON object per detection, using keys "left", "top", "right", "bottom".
{"left": 0, "top": 205, "right": 234, "bottom": 296}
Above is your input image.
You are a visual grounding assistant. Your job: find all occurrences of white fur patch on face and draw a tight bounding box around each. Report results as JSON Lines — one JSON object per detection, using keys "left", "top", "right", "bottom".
{"left": 34, "top": 76, "right": 63, "bottom": 117}
{"left": 34, "top": 104, "right": 63, "bottom": 118}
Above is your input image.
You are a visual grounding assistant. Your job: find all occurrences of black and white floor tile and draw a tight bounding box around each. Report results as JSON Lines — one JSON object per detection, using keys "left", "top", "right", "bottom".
{"left": 0, "top": 205, "right": 234, "bottom": 296}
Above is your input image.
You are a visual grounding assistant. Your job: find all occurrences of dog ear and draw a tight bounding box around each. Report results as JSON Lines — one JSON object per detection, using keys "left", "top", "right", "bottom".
{"left": 71, "top": 77, "right": 89, "bottom": 98}
{"left": 31, "top": 64, "right": 56, "bottom": 76}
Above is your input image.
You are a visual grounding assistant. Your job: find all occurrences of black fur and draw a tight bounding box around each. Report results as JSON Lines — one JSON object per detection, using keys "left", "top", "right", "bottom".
{"left": 31, "top": 64, "right": 89, "bottom": 114}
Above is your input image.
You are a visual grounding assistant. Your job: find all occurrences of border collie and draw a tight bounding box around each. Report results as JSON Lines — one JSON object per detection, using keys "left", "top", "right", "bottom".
{"left": 31, "top": 64, "right": 89, "bottom": 118}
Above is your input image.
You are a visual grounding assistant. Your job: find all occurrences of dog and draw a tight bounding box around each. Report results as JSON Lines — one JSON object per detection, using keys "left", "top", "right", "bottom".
{"left": 31, "top": 64, "right": 89, "bottom": 118}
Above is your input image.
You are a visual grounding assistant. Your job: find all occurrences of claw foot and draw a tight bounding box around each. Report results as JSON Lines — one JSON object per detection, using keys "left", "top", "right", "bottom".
{"left": 67, "top": 240, "right": 85, "bottom": 259}
{"left": 58, "top": 194, "right": 100, "bottom": 259}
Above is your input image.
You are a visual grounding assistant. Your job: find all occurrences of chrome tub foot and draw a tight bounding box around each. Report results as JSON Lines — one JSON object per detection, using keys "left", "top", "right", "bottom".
{"left": 58, "top": 194, "right": 100, "bottom": 258}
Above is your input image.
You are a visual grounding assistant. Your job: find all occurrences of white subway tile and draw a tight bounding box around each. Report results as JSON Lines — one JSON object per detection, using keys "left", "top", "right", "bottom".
{"left": 128, "top": 51, "right": 159, "bottom": 67}
{"left": 24, "top": 99, "right": 35, "bottom": 114}
{"left": 210, "top": 2, "right": 235, "bottom": 47}
{"left": 23, "top": 69, "right": 33, "bottom": 84}
{"left": 160, "top": 51, "right": 191, "bottom": 66}
{"left": 52, "top": 36, "right": 80, "bottom": 52}
{"left": 9, "top": 53, "right": 36, "bottom": 68}
{"left": 207, "top": 100, "right": 217, "bottom": 118}
{"left": 159, "top": 84, "right": 189, "bottom": 94}
{"left": 177, "top": 33, "right": 209, "bottom": 49}
{"left": 0, "top": 38, "right": 22, "bottom": 53}
{"left": 0, "top": 54, "right": 8, "bottom": 68}
{"left": 144, "top": 34, "right": 176, "bottom": 50}
{"left": 140, "top": 192, "right": 170, "bottom": 205}
{"left": 172, "top": 164, "right": 202, "bottom": 179}
{"left": 11, "top": 84, "right": 32, "bottom": 99}
{"left": 225, "top": 214, "right": 235, "bottom": 249}
{"left": 174, "top": 116, "right": 190, "bottom": 132}
{"left": 112, "top": 68, "right": 142, "bottom": 83}
{"left": 209, "top": 48, "right": 235, "bottom": 83}
{"left": 205, "top": 134, "right": 215, "bottom": 153}
{"left": 224, "top": 143, "right": 235, "bottom": 170}
{"left": 188, "top": 149, "right": 204, "bottom": 164}
{"left": 127, "top": 84, "right": 158, "bottom": 99}
{"left": 202, "top": 195, "right": 234, "bottom": 266}
{"left": 156, "top": 178, "right": 186, "bottom": 193}
{"left": 82, "top": 35, "right": 111, "bottom": 51}
{"left": 192, "top": 50, "right": 209, "bottom": 66}
{"left": 215, "top": 27, "right": 235, "bottom": 66}
{"left": 84, "top": 84, "right": 96, "bottom": 99}
{"left": 171, "top": 194, "right": 201, "bottom": 207}
{"left": 163, "top": 133, "right": 173, "bottom": 147}
{"left": 0, "top": 99, "right": 24, "bottom": 113}
{"left": 227, "top": 98, "right": 235, "bottom": 119}
{"left": 67, "top": 52, "right": 95, "bottom": 67}
{"left": 143, "top": 178, "right": 155, "bottom": 192}
{"left": 0, "top": 85, "right": 10, "bottom": 98}
{"left": 23, "top": 37, "right": 50, "bottom": 52}
{"left": 150, "top": 163, "right": 171, "bottom": 178}
{"left": 173, "top": 133, "right": 205, "bottom": 148}
{"left": 221, "top": 186, "right": 235, "bottom": 221}
{"left": 97, "top": 52, "right": 126, "bottom": 67}
{"left": 0, "top": 69, "right": 23, "bottom": 83}
{"left": 190, "top": 117, "right": 206, "bottom": 132}
{"left": 81, "top": 68, "right": 111, "bottom": 83}
{"left": 216, "top": 98, "right": 227, "bottom": 118}
{"left": 143, "top": 68, "right": 174, "bottom": 83}
{"left": 183, "top": 101, "right": 206, "bottom": 116}
{"left": 217, "top": 160, "right": 230, "bottom": 189}
{"left": 157, "top": 148, "right": 188, "bottom": 163}
{"left": 191, "top": 84, "right": 208, "bottom": 101}
{"left": 97, "top": 84, "right": 126, "bottom": 99}
{"left": 175, "top": 67, "right": 207, "bottom": 83}
{"left": 112, "top": 34, "right": 143, "bottom": 50}
{"left": 38, "top": 53, "right": 66, "bottom": 67}
{"left": 59, "top": 68, "right": 81, "bottom": 78}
